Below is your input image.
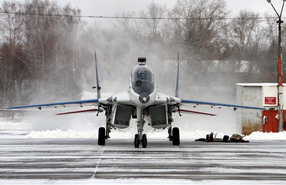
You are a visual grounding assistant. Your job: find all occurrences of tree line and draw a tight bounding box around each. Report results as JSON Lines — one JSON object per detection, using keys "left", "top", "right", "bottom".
{"left": 0, "top": 0, "right": 284, "bottom": 116}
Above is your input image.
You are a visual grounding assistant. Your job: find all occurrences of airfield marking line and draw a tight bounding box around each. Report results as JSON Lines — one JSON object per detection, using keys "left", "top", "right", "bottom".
{"left": 91, "top": 146, "right": 105, "bottom": 178}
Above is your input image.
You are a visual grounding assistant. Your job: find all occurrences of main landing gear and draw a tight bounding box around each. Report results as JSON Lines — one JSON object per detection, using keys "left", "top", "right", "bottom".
{"left": 169, "top": 127, "right": 180, "bottom": 146}
{"left": 98, "top": 127, "right": 106, "bottom": 146}
{"left": 98, "top": 127, "right": 180, "bottom": 148}
{"left": 172, "top": 127, "right": 180, "bottom": 145}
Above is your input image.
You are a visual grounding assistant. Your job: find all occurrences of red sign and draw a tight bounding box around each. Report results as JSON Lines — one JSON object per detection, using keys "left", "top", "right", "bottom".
{"left": 265, "top": 97, "right": 277, "bottom": 105}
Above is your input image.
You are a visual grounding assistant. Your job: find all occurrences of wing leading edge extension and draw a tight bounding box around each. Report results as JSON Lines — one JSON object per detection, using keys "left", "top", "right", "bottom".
{"left": 181, "top": 99, "right": 265, "bottom": 110}
{"left": 7, "top": 99, "right": 99, "bottom": 110}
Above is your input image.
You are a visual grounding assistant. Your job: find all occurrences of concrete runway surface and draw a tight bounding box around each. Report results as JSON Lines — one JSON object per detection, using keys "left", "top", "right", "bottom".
{"left": 0, "top": 130, "right": 286, "bottom": 184}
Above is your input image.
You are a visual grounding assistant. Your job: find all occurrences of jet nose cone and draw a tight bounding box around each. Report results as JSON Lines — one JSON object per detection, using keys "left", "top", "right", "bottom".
{"left": 139, "top": 92, "right": 150, "bottom": 104}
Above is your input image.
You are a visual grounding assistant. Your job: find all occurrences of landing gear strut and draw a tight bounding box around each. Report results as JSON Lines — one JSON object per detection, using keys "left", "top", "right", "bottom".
{"left": 134, "top": 109, "right": 147, "bottom": 148}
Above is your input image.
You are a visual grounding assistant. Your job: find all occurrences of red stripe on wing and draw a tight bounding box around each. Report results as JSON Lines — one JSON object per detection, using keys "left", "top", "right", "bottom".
{"left": 56, "top": 108, "right": 102, "bottom": 115}
{"left": 180, "top": 109, "right": 216, "bottom": 116}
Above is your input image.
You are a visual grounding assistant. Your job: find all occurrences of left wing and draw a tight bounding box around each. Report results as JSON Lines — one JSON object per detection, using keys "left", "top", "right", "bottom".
{"left": 7, "top": 99, "right": 98, "bottom": 110}
{"left": 181, "top": 99, "right": 265, "bottom": 110}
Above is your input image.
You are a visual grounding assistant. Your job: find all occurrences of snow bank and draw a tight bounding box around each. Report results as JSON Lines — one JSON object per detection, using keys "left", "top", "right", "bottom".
{"left": 2, "top": 119, "right": 285, "bottom": 141}
{"left": 245, "top": 131, "right": 286, "bottom": 140}
{"left": 25, "top": 129, "right": 228, "bottom": 140}
{"left": 26, "top": 129, "right": 97, "bottom": 139}
{"left": 25, "top": 129, "right": 286, "bottom": 141}
{"left": 0, "top": 121, "right": 29, "bottom": 130}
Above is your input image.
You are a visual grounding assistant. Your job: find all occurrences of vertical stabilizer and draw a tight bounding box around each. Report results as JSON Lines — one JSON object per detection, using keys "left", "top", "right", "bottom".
{"left": 95, "top": 51, "right": 101, "bottom": 99}
{"left": 175, "top": 51, "right": 180, "bottom": 97}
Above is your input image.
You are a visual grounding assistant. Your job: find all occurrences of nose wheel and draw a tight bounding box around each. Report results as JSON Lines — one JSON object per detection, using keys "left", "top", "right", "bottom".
{"left": 134, "top": 134, "right": 140, "bottom": 148}
{"left": 134, "top": 134, "right": 147, "bottom": 148}
{"left": 142, "top": 134, "right": 147, "bottom": 148}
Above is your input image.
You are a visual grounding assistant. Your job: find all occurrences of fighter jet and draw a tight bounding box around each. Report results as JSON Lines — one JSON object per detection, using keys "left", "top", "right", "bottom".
{"left": 8, "top": 53, "right": 264, "bottom": 148}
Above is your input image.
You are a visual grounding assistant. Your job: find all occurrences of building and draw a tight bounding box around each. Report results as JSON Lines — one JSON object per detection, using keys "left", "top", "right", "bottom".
{"left": 236, "top": 83, "right": 286, "bottom": 135}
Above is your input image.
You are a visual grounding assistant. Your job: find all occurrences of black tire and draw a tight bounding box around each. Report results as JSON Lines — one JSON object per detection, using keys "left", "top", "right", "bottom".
{"left": 134, "top": 134, "right": 140, "bottom": 148}
{"left": 142, "top": 134, "right": 147, "bottom": 148}
{"left": 172, "top": 127, "right": 180, "bottom": 146}
{"left": 98, "top": 127, "right": 106, "bottom": 145}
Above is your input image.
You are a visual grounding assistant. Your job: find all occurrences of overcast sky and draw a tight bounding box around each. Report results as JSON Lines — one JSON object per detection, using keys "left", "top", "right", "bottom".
{"left": 4, "top": 0, "right": 285, "bottom": 17}
{"left": 55, "top": 0, "right": 283, "bottom": 17}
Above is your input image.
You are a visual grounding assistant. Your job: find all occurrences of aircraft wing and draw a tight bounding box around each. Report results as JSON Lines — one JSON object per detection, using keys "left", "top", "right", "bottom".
{"left": 181, "top": 99, "right": 265, "bottom": 110}
{"left": 7, "top": 99, "right": 98, "bottom": 109}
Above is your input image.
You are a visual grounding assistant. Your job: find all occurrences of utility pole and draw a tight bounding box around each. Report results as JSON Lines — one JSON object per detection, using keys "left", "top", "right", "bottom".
{"left": 267, "top": 0, "right": 285, "bottom": 131}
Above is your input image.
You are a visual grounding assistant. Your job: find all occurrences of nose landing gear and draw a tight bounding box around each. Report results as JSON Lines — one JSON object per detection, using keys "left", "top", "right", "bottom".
{"left": 134, "top": 134, "right": 147, "bottom": 148}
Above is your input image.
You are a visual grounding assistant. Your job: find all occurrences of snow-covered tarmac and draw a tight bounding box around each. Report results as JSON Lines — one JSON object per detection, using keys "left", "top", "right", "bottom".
{"left": 1, "top": 130, "right": 286, "bottom": 184}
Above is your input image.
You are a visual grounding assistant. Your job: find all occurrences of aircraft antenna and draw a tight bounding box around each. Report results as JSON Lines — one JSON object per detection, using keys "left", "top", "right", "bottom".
{"left": 94, "top": 51, "right": 101, "bottom": 99}
{"left": 175, "top": 51, "right": 180, "bottom": 97}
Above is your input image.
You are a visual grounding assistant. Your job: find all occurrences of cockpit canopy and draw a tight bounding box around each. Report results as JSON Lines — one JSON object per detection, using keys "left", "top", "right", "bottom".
{"left": 131, "top": 65, "right": 155, "bottom": 95}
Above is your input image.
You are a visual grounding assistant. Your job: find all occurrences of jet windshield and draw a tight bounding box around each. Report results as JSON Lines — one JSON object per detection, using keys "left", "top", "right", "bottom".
{"left": 131, "top": 65, "right": 155, "bottom": 95}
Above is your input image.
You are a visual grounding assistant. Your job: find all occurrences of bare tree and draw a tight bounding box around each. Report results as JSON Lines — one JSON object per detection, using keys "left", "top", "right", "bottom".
{"left": 170, "top": 0, "right": 228, "bottom": 60}
{"left": 226, "top": 10, "right": 266, "bottom": 81}
{"left": 0, "top": 1, "right": 25, "bottom": 107}
{"left": 139, "top": 1, "right": 168, "bottom": 43}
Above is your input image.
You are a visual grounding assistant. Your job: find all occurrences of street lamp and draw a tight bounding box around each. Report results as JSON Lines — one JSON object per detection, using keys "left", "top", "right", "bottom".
{"left": 267, "top": 0, "right": 285, "bottom": 132}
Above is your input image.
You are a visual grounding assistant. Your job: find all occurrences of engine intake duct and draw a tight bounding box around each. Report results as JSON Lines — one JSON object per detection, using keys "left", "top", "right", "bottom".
{"left": 149, "top": 104, "right": 168, "bottom": 129}
{"left": 114, "top": 105, "right": 133, "bottom": 129}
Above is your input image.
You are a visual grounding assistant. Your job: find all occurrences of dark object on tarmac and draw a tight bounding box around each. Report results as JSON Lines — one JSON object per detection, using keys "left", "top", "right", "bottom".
{"left": 223, "top": 135, "right": 229, "bottom": 142}
{"left": 230, "top": 134, "right": 243, "bottom": 141}
{"left": 195, "top": 133, "right": 249, "bottom": 143}
{"left": 206, "top": 132, "right": 214, "bottom": 142}
{"left": 228, "top": 134, "right": 249, "bottom": 142}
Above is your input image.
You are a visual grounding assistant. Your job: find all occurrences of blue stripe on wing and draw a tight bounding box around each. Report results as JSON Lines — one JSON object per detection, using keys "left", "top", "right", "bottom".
{"left": 181, "top": 99, "right": 265, "bottom": 110}
{"left": 7, "top": 99, "right": 99, "bottom": 109}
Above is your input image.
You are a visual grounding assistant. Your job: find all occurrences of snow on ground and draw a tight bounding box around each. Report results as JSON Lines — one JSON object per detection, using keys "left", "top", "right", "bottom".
{"left": 2, "top": 121, "right": 286, "bottom": 185}
{"left": 24, "top": 129, "right": 286, "bottom": 141}
{"left": 2, "top": 121, "right": 286, "bottom": 141}
{"left": 25, "top": 129, "right": 229, "bottom": 140}
{"left": 26, "top": 129, "right": 97, "bottom": 138}
{"left": 245, "top": 131, "right": 286, "bottom": 140}
{"left": 19, "top": 128, "right": 286, "bottom": 141}
{"left": 0, "top": 121, "right": 29, "bottom": 130}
